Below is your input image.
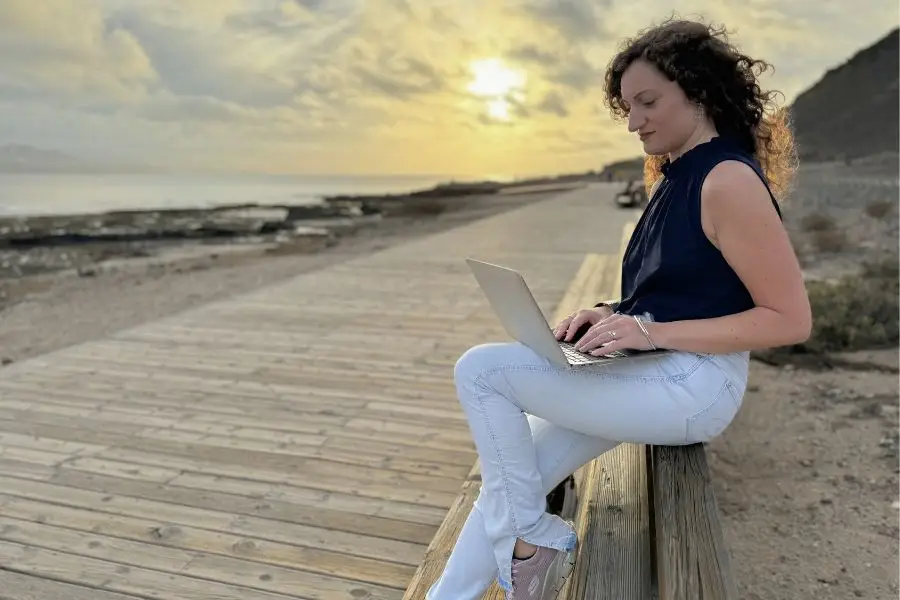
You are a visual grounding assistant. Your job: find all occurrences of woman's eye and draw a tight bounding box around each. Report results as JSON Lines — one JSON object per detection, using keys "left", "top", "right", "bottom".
{"left": 643, "top": 100, "right": 656, "bottom": 107}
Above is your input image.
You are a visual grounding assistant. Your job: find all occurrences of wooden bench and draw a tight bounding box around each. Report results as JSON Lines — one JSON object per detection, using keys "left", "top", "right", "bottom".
{"left": 403, "top": 223, "right": 737, "bottom": 600}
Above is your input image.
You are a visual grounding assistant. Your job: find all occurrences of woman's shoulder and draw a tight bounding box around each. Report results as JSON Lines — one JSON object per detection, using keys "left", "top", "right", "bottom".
{"left": 705, "top": 159, "right": 766, "bottom": 188}
{"left": 701, "top": 159, "right": 781, "bottom": 218}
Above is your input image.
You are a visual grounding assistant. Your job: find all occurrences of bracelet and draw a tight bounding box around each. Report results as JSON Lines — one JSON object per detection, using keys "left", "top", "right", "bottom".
{"left": 632, "top": 315, "right": 657, "bottom": 350}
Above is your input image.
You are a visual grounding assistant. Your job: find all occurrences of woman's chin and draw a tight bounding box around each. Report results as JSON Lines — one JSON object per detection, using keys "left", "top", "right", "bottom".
{"left": 642, "top": 141, "right": 668, "bottom": 156}
{"left": 641, "top": 135, "right": 660, "bottom": 156}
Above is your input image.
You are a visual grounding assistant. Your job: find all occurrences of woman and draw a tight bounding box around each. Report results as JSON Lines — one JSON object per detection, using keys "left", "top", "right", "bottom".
{"left": 426, "top": 18, "right": 812, "bottom": 600}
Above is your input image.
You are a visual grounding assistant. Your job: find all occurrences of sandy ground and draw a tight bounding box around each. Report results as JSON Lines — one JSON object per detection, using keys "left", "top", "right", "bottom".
{"left": 0, "top": 190, "right": 561, "bottom": 364}
{"left": 0, "top": 183, "right": 897, "bottom": 599}
{"left": 711, "top": 352, "right": 898, "bottom": 599}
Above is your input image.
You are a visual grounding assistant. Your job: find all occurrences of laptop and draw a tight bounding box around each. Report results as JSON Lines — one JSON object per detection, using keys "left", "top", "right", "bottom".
{"left": 465, "top": 258, "right": 667, "bottom": 368}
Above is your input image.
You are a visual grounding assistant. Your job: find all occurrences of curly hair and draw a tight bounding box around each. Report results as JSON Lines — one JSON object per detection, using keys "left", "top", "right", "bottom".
{"left": 603, "top": 17, "right": 798, "bottom": 201}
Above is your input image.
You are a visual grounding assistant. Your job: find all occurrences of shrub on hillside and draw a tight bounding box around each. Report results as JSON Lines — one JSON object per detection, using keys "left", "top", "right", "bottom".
{"left": 800, "top": 213, "right": 837, "bottom": 232}
{"left": 801, "top": 256, "right": 899, "bottom": 353}
{"left": 865, "top": 199, "right": 894, "bottom": 218}
{"left": 798, "top": 212, "right": 851, "bottom": 253}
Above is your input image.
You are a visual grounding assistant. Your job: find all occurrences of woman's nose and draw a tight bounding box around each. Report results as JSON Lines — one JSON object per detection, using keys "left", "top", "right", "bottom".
{"left": 627, "top": 112, "right": 644, "bottom": 133}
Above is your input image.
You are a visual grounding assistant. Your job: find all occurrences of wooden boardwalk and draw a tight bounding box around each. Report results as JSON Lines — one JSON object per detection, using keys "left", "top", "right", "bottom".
{"left": 0, "top": 184, "right": 633, "bottom": 600}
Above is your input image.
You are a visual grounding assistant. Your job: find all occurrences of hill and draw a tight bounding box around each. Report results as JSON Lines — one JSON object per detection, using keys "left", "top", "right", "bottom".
{"left": 789, "top": 28, "right": 899, "bottom": 161}
{"left": 0, "top": 144, "right": 157, "bottom": 174}
{"left": 599, "top": 156, "right": 644, "bottom": 180}
{"left": 0, "top": 144, "right": 86, "bottom": 173}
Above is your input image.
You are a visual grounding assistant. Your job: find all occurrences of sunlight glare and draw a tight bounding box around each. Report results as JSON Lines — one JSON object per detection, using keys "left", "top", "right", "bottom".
{"left": 486, "top": 99, "right": 511, "bottom": 121}
{"left": 468, "top": 59, "right": 526, "bottom": 97}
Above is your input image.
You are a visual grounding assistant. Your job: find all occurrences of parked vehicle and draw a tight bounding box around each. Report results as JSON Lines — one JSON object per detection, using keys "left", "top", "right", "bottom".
{"left": 614, "top": 179, "right": 648, "bottom": 208}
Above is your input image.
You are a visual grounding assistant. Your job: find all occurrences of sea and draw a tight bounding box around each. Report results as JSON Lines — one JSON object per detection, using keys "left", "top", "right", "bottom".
{"left": 0, "top": 173, "right": 456, "bottom": 217}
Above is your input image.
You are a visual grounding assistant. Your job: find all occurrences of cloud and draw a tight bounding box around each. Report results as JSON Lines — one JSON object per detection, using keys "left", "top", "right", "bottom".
{"left": 109, "top": 10, "right": 301, "bottom": 109}
{"left": 352, "top": 55, "right": 446, "bottom": 99}
{"left": 137, "top": 94, "right": 253, "bottom": 123}
{"left": 521, "top": 0, "right": 612, "bottom": 42}
{"left": 0, "top": 0, "right": 157, "bottom": 105}
{"left": 507, "top": 44, "right": 560, "bottom": 67}
{"left": 537, "top": 91, "right": 569, "bottom": 117}
{"left": 0, "top": 0, "right": 896, "bottom": 176}
{"left": 224, "top": 4, "right": 317, "bottom": 35}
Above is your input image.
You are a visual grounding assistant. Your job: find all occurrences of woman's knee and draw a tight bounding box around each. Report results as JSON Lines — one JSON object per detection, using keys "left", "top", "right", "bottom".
{"left": 454, "top": 343, "right": 504, "bottom": 387}
{"left": 454, "top": 342, "right": 534, "bottom": 387}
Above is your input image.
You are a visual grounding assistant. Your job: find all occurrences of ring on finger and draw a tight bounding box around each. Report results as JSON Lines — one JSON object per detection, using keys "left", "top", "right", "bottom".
{"left": 608, "top": 330, "right": 617, "bottom": 338}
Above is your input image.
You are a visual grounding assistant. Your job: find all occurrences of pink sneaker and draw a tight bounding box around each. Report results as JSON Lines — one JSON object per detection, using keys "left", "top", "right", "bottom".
{"left": 507, "top": 544, "right": 577, "bottom": 600}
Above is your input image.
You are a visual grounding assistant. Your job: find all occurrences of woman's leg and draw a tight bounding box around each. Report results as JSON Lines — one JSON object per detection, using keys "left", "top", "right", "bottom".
{"left": 435, "top": 341, "right": 747, "bottom": 596}
{"left": 427, "top": 416, "right": 618, "bottom": 599}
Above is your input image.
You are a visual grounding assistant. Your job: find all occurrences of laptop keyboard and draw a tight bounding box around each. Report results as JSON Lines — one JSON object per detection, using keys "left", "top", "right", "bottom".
{"left": 559, "top": 342, "right": 628, "bottom": 364}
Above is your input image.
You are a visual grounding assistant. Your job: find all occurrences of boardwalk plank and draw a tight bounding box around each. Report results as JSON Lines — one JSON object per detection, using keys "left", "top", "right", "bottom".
{"left": 0, "top": 570, "right": 143, "bottom": 600}
{"left": 0, "top": 184, "right": 633, "bottom": 598}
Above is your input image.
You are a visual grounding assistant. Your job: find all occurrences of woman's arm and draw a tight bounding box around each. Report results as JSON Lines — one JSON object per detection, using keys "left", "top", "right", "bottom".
{"left": 648, "top": 161, "right": 812, "bottom": 354}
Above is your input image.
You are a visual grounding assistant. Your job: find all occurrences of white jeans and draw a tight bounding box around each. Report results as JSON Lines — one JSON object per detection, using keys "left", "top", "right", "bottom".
{"left": 426, "top": 341, "right": 749, "bottom": 599}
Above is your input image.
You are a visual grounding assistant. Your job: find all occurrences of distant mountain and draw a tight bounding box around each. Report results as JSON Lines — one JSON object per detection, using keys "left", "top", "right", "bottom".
{"left": 0, "top": 144, "right": 158, "bottom": 174}
{"left": 789, "top": 28, "right": 899, "bottom": 162}
{"left": 0, "top": 144, "right": 87, "bottom": 173}
{"left": 600, "top": 156, "right": 644, "bottom": 180}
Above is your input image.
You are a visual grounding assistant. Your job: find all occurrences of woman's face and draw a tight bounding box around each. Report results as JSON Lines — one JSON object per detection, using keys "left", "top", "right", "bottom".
{"left": 620, "top": 59, "right": 701, "bottom": 157}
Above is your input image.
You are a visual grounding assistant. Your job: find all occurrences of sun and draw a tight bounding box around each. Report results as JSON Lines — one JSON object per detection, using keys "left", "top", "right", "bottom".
{"left": 468, "top": 58, "right": 526, "bottom": 97}
{"left": 467, "top": 58, "right": 526, "bottom": 121}
{"left": 486, "top": 98, "right": 511, "bottom": 121}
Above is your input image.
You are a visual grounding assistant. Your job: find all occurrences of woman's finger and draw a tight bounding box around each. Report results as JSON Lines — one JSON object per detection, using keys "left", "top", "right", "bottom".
{"left": 564, "top": 312, "right": 592, "bottom": 341}
{"left": 553, "top": 315, "right": 574, "bottom": 339}
{"left": 574, "top": 328, "right": 603, "bottom": 351}
{"left": 590, "top": 338, "right": 627, "bottom": 355}
{"left": 576, "top": 327, "right": 617, "bottom": 352}
{"left": 575, "top": 316, "right": 621, "bottom": 351}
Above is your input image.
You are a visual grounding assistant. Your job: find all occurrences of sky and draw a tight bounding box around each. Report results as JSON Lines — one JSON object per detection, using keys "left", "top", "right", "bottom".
{"left": 1, "top": 0, "right": 897, "bottom": 178}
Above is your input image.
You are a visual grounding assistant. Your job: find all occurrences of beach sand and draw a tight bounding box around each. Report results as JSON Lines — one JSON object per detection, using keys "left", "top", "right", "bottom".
{"left": 0, "top": 188, "right": 566, "bottom": 365}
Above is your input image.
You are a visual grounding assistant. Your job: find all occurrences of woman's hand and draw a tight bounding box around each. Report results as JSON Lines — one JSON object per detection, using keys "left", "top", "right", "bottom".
{"left": 573, "top": 314, "right": 656, "bottom": 355}
{"left": 553, "top": 306, "right": 613, "bottom": 342}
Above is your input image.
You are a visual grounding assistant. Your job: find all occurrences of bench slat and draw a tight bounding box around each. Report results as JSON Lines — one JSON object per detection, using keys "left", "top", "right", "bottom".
{"left": 652, "top": 444, "right": 737, "bottom": 599}
{"left": 561, "top": 442, "right": 652, "bottom": 599}
{"left": 558, "top": 238, "right": 653, "bottom": 598}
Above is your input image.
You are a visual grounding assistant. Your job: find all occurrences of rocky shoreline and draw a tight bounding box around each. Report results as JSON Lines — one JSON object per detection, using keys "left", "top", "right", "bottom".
{"left": 0, "top": 178, "right": 593, "bottom": 279}
{"left": 0, "top": 201, "right": 351, "bottom": 279}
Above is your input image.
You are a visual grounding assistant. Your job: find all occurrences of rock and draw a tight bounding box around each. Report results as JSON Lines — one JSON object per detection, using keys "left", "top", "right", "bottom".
{"left": 0, "top": 202, "right": 363, "bottom": 250}
{"left": 0, "top": 357, "right": 12, "bottom": 366}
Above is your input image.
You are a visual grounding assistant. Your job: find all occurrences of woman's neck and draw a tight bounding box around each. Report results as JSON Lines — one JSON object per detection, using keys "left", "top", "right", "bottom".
{"left": 668, "top": 126, "right": 719, "bottom": 162}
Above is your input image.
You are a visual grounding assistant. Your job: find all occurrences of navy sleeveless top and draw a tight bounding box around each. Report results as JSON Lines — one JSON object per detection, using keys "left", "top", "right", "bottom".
{"left": 614, "top": 135, "right": 782, "bottom": 324}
